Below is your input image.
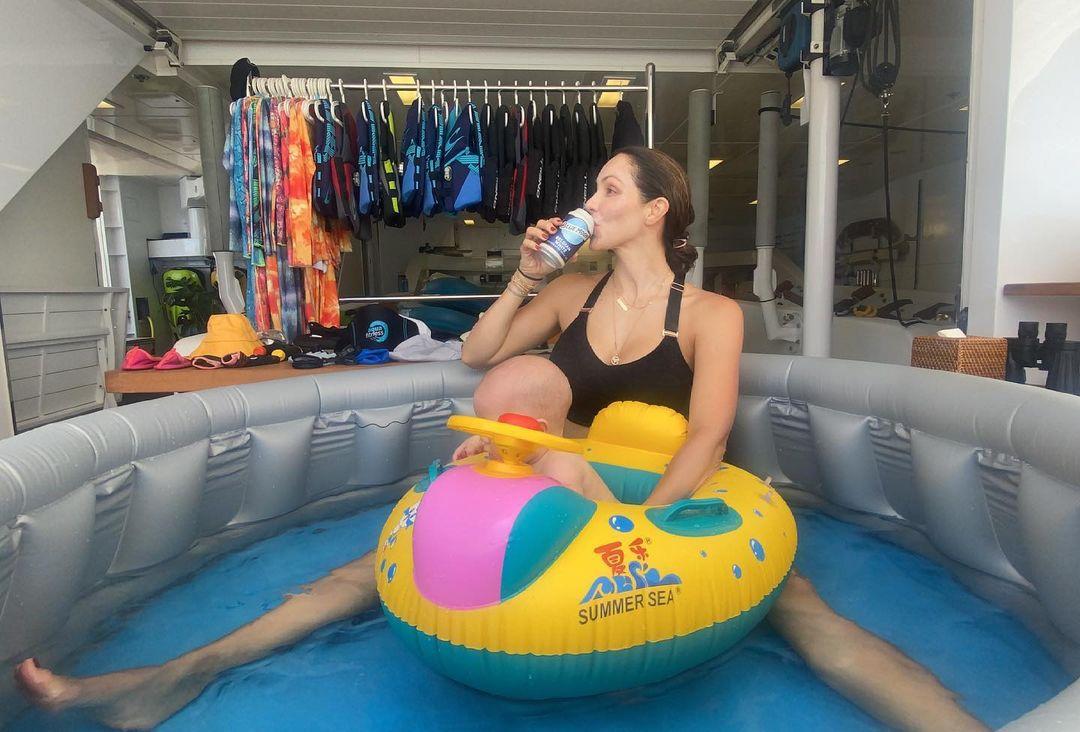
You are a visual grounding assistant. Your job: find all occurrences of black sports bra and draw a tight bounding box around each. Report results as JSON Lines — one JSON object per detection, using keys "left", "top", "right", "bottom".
{"left": 548, "top": 271, "right": 694, "bottom": 426}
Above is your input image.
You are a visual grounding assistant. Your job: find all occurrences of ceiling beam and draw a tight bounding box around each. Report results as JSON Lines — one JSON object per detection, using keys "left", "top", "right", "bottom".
{"left": 182, "top": 40, "right": 717, "bottom": 73}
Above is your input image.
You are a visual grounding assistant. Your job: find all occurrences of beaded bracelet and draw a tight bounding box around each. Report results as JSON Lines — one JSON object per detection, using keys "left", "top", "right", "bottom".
{"left": 516, "top": 268, "right": 544, "bottom": 282}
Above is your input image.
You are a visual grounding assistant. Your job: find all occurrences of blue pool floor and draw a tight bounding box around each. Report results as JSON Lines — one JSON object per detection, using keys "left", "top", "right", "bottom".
{"left": 11, "top": 505, "right": 1070, "bottom": 731}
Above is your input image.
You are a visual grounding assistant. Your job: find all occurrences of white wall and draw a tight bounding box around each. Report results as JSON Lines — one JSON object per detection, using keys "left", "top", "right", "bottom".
{"left": 963, "top": 0, "right": 1080, "bottom": 336}
{"left": 118, "top": 178, "right": 171, "bottom": 352}
{"left": 0, "top": 127, "right": 101, "bottom": 289}
{"left": 0, "top": 0, "right": 145, "bottom": 211}
{"left": 157, "top": 184, "right": 187, "bottom": 234}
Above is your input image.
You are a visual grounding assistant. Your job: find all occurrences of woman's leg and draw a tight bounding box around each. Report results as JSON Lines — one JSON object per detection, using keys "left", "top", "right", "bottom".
{"left": 768, "top": 573, "right": 988, "bottom": 732}
{"left": 15, "top": 552, "right": 378, "bottom": 730}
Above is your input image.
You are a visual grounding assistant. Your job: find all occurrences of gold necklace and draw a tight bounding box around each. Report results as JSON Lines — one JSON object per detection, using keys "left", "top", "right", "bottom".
{"left": 610, "top": 291, "right": 653, "bottom": 365}
{"left": 614, "top": 274, "right": 673, "bottom": 312}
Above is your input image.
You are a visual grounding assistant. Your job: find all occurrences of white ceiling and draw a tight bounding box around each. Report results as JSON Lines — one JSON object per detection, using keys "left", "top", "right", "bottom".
{"left": 137, "top": 0, "right": 755, "bottom": 49}
{"left": 90, "top": 70, "right": 201, "bottom": 177}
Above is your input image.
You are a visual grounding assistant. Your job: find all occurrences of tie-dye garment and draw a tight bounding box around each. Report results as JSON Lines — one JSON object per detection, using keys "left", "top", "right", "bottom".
{"left": 222, "top": 95, "right": 350, "bottom": 335}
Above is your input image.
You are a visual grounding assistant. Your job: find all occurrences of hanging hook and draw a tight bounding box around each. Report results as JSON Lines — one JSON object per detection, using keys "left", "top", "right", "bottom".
{"left": 414, "top": 78, "right": 421, "bottom": 108}
{"left": 338, "top": 78, "right": 346, "bottom": 105}
{"left": 431, "top": 79, "right": 436, "bottom": 107}
{"left": 466, "top": 80, "right": 472, "bottom": 104}
{"left": 576, "top": 80, "right": 582, "bottom": 105}
{"left": 483, "top": 80, "right": 489, "bottom": 104}
{"left": 513, "top": 81, "right": 519, "bottom": 107}
{"left": 544, "top": 82, "right": 549, "bottom": 107}
{"left": 497, "top": 80, "right": 502, "bottom": 107}
{"left": 593, "top": 82, "right": 599, "bottom": 106}
{"left": 382, "top": 78, "right": 388, "bottom": 103}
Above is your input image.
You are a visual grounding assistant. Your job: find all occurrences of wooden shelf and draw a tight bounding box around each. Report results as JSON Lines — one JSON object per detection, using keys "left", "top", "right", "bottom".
{"left": 1003, "top": 282, "right": 1080, "bottom": 297}
{"left": 105, "top": 360, "right": 404, "bottom": 394}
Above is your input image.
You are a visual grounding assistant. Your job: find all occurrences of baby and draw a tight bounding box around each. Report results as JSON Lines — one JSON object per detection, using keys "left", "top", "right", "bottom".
{"left": 452, "top": 355, "right": 615, "bottom": 502}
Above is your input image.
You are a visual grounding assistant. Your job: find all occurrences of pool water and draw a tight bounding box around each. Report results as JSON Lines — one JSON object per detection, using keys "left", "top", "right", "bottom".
{"left": 11, "top": 505, "right": 1069, "bottom": 731}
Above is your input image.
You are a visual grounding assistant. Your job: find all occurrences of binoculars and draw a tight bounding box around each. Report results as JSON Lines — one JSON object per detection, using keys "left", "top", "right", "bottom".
{"left": 1007, "top": 322, "right": 1079, "bottom": 396}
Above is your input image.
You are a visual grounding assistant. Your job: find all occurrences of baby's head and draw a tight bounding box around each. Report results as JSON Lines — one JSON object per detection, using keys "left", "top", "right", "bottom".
{"left": 473, "top": 356, "right": 572, "bottom": 435}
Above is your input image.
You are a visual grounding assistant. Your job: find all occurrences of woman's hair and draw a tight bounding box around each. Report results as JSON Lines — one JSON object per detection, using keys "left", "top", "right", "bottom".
{"left": 614, "top": 146, "right": 698, "bottom": 277}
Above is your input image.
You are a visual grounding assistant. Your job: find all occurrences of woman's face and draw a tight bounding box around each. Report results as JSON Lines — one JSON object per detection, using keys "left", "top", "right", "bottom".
{"left": 584, "top": 154, "right": 652, "bottom": 252}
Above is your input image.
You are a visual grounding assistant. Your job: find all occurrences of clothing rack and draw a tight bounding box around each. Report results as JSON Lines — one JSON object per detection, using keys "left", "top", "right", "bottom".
{"left": 340, "top": 293, "right": 534, "bottom": 304}
{"left": 248, "top": 63, "right": 657, "bottom": 148}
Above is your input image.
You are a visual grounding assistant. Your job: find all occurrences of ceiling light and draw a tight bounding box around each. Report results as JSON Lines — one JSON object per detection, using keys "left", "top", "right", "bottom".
{"left": 838, "top": 158, "right": 850, "bottom": 166}
{"left": 599, "top": 77, "right": 633, "bottom": 108}
{"left": 790, "top": 96, "right": 804, "bottom": 110}
{"left": 463, "top": 219, "right": 476, "bottom": 226}
{"left": 749, "top": 199, "right": 758, "bottom": 205}
{"left": 388, "top": 74, "right": 418, "bottom": 105}
{"left": 958, "top": 104, "right": 969, "bottom": 112}
{"left": 96, "top": 99, "right": 117, "bottom": 110}
{"left": 709, "top": 159, "right": 724, "bottom": 169}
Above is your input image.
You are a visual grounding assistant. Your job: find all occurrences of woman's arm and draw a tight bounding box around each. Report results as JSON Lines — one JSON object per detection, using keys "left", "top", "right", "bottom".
{"left": 643, "top": 297, "right": 744, "bottom": 506}
{"left": 461, "top": 218, "right": 568, "bottom": 369}
{"left": 460, "top": 274, "right": 586, "bottom": 369}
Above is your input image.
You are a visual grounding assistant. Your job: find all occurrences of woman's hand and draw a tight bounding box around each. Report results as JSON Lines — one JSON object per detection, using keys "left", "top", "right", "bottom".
{"left": 452, "top": 435, "right": 493, "bottom": 462}
{"left": 520, "top": 218, "right": 563, "bottom": 280}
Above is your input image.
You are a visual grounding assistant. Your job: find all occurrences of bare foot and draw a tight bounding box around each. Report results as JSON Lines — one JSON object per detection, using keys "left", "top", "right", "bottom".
{"left": 14, "top": 658, "right": 211, "bottom": 730}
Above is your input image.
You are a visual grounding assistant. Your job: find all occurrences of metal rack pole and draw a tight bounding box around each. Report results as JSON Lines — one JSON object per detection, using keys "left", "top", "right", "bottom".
{"left": 646, "top": 62, "right": 656, "bottom": 148}
{"left": 340, "top": 293, "right": 535, "bottom": 304}
{"left": 340, "top": 82, "right": 649, "bottom": 92}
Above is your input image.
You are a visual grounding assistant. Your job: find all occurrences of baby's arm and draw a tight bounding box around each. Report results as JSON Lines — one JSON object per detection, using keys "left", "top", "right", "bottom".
{"left": 543, "top": 453, "right": 616, "bottom": 503}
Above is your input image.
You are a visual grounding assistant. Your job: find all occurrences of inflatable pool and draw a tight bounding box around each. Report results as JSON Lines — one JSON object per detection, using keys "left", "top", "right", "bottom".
{"left": 376, "top": 402, "right": 796, "bottom": 698}
{"left": 0, "top": 356, "right": 1077, "bottom": 728}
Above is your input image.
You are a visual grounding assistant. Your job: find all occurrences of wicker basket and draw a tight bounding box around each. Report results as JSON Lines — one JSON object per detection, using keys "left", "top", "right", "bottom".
{"left": 911, "top": 336, "right": 1007, "bottom": 380}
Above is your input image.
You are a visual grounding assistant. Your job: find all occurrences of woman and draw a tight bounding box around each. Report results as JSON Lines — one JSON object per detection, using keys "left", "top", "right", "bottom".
{"left": 460, "top": 147, "right": 740, "bottom": 509}
{"left": 461, "top": 147, "right": 986, "bottom": 732}
{"left": 15, "top": 149, "right": 985, "bottom": 732}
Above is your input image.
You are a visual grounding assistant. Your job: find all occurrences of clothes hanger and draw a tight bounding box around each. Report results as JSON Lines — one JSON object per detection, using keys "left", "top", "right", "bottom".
{"left": 576, "top": 80, "right": 582, "bottom": 106}
{"left": 323, "top": 79, "right": 341, "bottom": 124}
{"left": 561, "top": 81, "right": 567, "bottom": 106}
{"left": 497, "top": 80, "right": 502, "bottom": 108}
{"left": 514, "top": 81, "right": 524, "bottom": 128}
{"left": 313, "top": 79, "right": 326, "bottom": 123}
{"left": 299, "top": 79, "right": 315, "bottom": 121}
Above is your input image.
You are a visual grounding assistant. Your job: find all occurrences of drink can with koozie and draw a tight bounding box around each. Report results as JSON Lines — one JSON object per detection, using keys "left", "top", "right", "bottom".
{"left": 537, "top": 208, "right": 595, "bottom": 270}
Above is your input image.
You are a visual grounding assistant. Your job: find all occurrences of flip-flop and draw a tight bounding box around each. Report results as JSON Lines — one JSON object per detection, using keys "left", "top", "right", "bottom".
{"left": 245, "top": 354, "right": 282, "bottom": 367}
{"left": 153, "top": 349, "right": 192, "bottom": 370}
{"left": 192, "top": 355, "right": 223, "bottom": 370}
{"left": 220, "top": 352, "right": 250, "bottom": 368}
{"left": 290, "top": 354, "right": 326, "bottom": 369}
{"left": 262, "top": 340, "right": 302, "bottom": 359}
{"left": 355, "top": 348, "right": 391, "bottom": 365}
{"left": 122, "top": 347, "right": 161, "bottom": 371}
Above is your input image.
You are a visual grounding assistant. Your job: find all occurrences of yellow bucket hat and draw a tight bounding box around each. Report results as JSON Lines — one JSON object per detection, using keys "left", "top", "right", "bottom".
{"left": 189, "top": 314, "right": 263, "bottom": 358}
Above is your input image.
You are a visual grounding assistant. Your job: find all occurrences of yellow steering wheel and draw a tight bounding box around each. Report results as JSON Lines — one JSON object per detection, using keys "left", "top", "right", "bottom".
{"left": 448, "top": 414, "right": 583, "bottom": 478}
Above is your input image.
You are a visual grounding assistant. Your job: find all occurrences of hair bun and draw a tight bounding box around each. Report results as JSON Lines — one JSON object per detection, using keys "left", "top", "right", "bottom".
{"left": 672, "top": 236, "right": 689, "bottom": 249}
